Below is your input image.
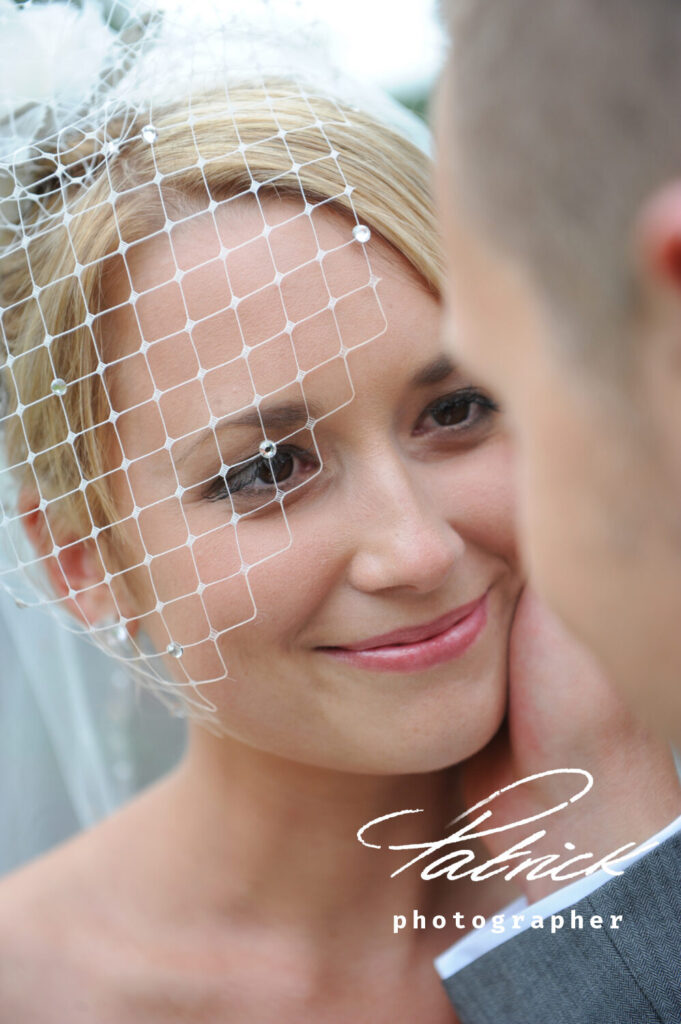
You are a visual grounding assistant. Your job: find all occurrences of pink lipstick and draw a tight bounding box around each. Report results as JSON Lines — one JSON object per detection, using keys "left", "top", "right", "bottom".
{"left": 320, "top": 594, "right": 488, "bottom": 673}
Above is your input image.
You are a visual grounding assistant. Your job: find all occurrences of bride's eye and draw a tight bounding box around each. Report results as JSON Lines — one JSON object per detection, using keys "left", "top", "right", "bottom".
{"left": 203, "top": 444, "right": 318, "bottom": 507}
{"left": 417, "top": 388, "right": 499, "bottom": 434}
{"left": 230, "top": 449, "right": 296, "bottom": 490}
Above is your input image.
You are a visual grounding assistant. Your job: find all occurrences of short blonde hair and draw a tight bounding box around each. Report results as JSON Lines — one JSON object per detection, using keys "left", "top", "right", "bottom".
{"left": 442, "top": 0, "right": 681, "bottom": 368}
{"left": 1, "top": 81, "right": 441, "bottom": 548}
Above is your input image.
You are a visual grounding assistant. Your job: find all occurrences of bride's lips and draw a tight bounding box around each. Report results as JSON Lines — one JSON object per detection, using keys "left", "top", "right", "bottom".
{"left": 319, "top": 594, "right": 488, "bottom": 673}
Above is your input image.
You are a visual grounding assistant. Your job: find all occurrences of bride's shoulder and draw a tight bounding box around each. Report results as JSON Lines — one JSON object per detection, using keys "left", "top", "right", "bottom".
{"left": 0, "top": 815, "right": 111, "bottom": 917}
{"left": 0, "top": 770, "right": 179, "bottom": 928}
{"left": 0, "top": 840, "right": 101, "bottom": 1021}
{"left": 0, "top": 819, "right": 160, "bottom": 1023}
{"left": 0, "top": 839, "right": 82, "bottom": 938}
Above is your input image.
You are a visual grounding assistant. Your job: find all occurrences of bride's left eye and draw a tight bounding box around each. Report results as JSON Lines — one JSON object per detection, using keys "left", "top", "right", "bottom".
{"left": 416, "top": 388, "right": 500, "bottom": 434}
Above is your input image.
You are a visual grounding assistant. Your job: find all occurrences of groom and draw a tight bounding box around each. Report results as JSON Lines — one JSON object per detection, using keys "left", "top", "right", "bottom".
{"left": 434, "top": 0, "right": 681, "bottom": 1020}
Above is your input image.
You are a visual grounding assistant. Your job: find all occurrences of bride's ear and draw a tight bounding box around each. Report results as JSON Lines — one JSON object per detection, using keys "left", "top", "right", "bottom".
{"left": 18, "top": 489, "right": 124, "bottom": 628}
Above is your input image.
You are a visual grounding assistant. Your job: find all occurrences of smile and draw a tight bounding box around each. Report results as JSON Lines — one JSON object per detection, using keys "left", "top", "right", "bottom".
{"left": 319, "top": 595, "right": 488, "bottom": 673}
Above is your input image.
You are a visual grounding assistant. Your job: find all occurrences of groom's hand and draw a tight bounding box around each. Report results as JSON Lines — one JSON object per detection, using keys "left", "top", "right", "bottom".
{"left": 460, "top": 587, "right": 681, "bottom": 902}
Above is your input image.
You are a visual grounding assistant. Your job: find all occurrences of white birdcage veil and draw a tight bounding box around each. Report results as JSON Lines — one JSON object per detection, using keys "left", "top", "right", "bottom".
{"left": 0, "top": 0, "right": 433, "bottom": 858}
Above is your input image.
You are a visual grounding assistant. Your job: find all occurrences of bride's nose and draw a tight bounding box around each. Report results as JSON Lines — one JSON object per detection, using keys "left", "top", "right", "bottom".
{"left": 346, "top": 454, "right": 464, "bottom": 595}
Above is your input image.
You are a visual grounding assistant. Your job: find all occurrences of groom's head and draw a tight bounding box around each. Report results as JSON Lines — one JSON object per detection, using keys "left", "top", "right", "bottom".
{"left": 435, "top": 0, "right": 681, "bottom": 733}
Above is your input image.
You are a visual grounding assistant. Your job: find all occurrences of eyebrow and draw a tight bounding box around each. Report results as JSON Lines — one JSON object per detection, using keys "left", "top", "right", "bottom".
{"left": 173, "top": 357, "right": 458, "bottom": 466}
{"left": 409, "top": 355, "right": 458, "bottom": 388}
{"left": 173, "top": 401, "right": 320, "bottom": 466}
{"left": 218, "top": 402, "right": 319, "bottom": 431}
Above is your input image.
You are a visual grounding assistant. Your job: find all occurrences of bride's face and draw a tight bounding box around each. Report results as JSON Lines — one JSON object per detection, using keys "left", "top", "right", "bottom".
{"left": 104, "top": 196, "right": 522, "bottom": 773}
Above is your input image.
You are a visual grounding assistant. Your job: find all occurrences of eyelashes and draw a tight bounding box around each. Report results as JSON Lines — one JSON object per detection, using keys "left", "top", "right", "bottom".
{"left": 202, "top": 387, "right": 500, "bottom": 510}
{"left": 203, "top": 444, "right": 318, "bottom": 506}
{"left": 418, "top": 387, "right": 499, "bottom": 433}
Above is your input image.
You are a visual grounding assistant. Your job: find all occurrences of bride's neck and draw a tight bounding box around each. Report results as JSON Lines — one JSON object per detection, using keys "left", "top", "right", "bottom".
{"left": 138, "top": 723, "right": 477, "bottom": 946}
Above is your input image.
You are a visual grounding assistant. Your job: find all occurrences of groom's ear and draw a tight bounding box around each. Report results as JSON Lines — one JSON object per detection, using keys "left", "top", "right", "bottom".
{"left": 632, "top": 183, "right": 681, "bottom": 474}
{"left": 18, "top": 488, "right": 122, "bottom": 628}
{"left": 636, "top": 182, "right": 681, "bottom": 291}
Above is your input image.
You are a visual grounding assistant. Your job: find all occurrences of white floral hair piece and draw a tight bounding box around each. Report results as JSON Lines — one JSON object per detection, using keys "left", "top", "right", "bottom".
{"left": 0, "top": 0, "right": 160, "bottom": 245}
{"left": 1, "top": 0, "right": 120, "bottom": 153}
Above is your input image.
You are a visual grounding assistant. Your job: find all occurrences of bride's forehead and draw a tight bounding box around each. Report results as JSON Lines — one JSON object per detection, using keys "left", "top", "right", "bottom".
{"left": 105, "top": 196, "right": 391, "bottom": 413}
{"left": 114, "top": 197, "right": 384, "bottom": 361}
{"left": 126, "top": 194, "right": 359, "bottom": 278}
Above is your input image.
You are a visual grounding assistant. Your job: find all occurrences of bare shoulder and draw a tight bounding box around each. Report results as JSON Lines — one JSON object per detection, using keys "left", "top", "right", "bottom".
{"left": 0, "top": 769, "right": 182, "bottom": 941}
{"left": 0, "top": 805, "right": 174, "bottom": 1024}
{"left": 0, "top": 811, "right": 245, "bottom": 1024}
{"left": 0, "top": 850, "right": 245, "bottom": 1024}
{"left": 0, "top": 840, "right": 104, "bottom": 1022}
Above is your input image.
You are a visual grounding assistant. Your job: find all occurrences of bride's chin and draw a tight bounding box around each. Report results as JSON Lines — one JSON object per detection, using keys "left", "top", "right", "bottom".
{"left": 316, "top": 721, "right": 504, "bottom": 776}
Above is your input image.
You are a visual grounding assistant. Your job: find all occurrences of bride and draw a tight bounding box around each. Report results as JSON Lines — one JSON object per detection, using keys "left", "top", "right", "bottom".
{"left": 0, "top": 4, "right": 677, "bottom": 1022}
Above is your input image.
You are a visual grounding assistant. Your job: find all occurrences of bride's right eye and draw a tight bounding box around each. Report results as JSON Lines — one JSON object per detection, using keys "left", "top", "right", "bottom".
{"left": 203, "top": 444, "right": 318, "bottom": 509}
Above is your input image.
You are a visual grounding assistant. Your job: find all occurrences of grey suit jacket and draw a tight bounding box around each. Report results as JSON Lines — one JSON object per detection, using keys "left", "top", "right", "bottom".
{"left": 441, "top": 832, "right": 681, "bottom": 1023}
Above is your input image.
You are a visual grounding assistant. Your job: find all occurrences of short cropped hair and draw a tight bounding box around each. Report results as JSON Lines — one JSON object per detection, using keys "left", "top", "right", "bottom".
{"left": 442, "top": 0, "right": 681, "bottom": 366}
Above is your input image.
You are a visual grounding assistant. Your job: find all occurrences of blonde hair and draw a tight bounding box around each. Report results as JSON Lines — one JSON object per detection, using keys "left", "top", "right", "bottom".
{"left": 1, "top": 82, "right": 441, "bottom": 550}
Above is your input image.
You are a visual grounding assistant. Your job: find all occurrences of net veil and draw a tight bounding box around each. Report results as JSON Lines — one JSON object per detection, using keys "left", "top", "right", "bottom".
{"left": 0, "top": 0, "right": 433, "bottom": 859}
